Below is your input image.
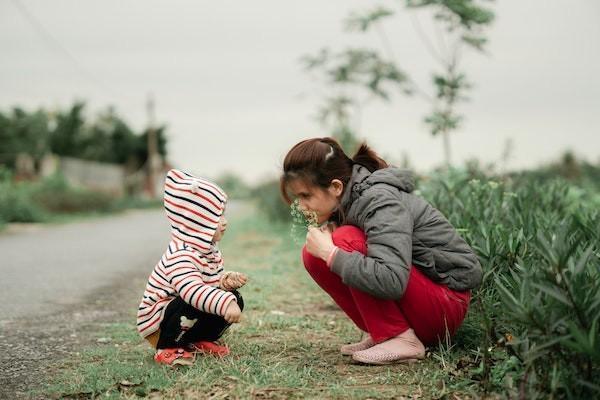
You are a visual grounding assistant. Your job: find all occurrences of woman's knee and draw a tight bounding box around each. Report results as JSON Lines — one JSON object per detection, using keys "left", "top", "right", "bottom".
{"left": 302, "top": 245, "right": 325, "bottom": 272}
{"left": 332, "top": 225, "right": 367, "bottom": 254}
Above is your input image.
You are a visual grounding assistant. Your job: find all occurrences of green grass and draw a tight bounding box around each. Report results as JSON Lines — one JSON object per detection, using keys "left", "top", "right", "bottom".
{"left": 41, "top": 210, "right": 498, "bottom": 399}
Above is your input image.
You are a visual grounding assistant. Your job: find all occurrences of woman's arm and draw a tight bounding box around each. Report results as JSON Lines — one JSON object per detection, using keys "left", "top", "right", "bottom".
{"left": 330, "top": 188, "right": 414, "bottom": 299}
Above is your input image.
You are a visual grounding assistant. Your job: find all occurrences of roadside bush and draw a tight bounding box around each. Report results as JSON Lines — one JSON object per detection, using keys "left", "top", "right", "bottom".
{"left": 0, "top": 167, "right": 45, "bottom": 224}
{"left": 30, "top": 174, "right": 115, "bottom": 213}
{"left": 0, "top": 169, "right": 162, "bottom": 231}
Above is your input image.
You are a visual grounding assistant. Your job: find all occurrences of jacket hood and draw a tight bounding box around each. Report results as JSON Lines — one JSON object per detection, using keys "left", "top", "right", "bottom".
{"left": 363, "top": 166, "right": 415, "bottom": 193}
{"left": 341, "top": 165, "right": 415, "bottom": 210}
{"left": 163, "top": 169, "right": 227, "bottom": 254}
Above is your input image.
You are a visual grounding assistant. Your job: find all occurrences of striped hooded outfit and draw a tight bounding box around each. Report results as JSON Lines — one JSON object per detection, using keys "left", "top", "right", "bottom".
{"left": 136, "top": 169, "right": 238, "bottom": 339}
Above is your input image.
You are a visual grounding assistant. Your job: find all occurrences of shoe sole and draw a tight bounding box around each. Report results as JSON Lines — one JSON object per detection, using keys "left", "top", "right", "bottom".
{"left": 195, "top": 349, "right": 229, "bottom": 357}
{"left": 155, "top": 357, "right": 195, "bottom": 367}
{"left": 154, "top": 353, "right": 195, "bottom": 367}
{"left": 351, "top": 354, "right": 424, "bottom": 365}
{"left": 340, "top": 343, "right": 376, "bottom": 356}
{"left": 171, "top": 358, "right": 194, "bottom": 366}
{"left": 192, "top": 346, "right": 230, "bottom": 357}
{"left": 341, "top": 348, "right": 371, "bottom": 356}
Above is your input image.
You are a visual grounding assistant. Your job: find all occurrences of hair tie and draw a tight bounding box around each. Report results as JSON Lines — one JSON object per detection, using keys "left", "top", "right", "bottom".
{"left": 325, "top": 145, "right": 335, "bottom": 161}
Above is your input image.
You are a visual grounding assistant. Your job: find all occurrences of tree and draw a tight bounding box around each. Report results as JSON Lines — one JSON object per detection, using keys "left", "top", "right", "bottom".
{"left": 317, "top": 95, "right": 361, "bottom": 154}
{"left": 0, "top": 107, "right": 50, "bottom": 169}
{"left": 303, "top": 0, "right": 495, "bottom": 167}
{"left": 0, "top": 102, "right": 169, "bottom": 172}
{"left": 49, "top": 101, "right": 87, "bottom": 158}
{"left": 84, "top": 107, "right": 138, "bottom": 164}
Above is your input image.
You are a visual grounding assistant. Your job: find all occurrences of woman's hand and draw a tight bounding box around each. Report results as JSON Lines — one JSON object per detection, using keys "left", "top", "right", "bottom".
{"left": 220, "top": 271, "right": 248, "bottom": 291}
{"left": 306, "top": 226, "right": 336, "bottom": 261}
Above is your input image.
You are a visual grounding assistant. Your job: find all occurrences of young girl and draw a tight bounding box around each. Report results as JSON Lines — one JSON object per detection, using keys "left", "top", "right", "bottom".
{"left": 280, "top": 138, "right": 482, "bottom": 365}
{"left": 137, "top": 169, "right": 248, "bottom": 366}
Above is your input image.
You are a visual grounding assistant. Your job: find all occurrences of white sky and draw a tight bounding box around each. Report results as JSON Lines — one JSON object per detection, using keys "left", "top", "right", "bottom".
{"left": 1, "top": 0, "right": 599, "bottom": 184}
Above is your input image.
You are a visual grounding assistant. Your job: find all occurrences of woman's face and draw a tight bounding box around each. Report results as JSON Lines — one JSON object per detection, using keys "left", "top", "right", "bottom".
{"left": 287, "top": 178, "right": 343, "bottom": 224}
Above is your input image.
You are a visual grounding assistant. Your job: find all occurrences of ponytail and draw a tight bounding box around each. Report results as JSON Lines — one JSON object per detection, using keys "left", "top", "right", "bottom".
{"left": 352, "top": 143, "right": 388, "bottom": 172}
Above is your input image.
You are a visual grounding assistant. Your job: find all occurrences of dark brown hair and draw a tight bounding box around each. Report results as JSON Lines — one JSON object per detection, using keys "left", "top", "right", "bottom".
{"left": 280, "top": 137, "right": 388, "bottom": 204}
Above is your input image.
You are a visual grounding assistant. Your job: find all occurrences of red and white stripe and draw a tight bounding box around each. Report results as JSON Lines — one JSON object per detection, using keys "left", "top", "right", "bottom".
{"left": 163, "top": 169, "right": 227, "bottom": 254}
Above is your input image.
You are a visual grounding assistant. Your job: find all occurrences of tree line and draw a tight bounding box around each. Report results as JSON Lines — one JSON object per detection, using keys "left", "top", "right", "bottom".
{"left": 0, "top": 101, "right": 168, "bottom": 173}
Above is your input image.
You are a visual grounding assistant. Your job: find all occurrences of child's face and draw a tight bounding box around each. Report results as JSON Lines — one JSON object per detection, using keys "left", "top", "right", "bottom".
{"left": 213, "top": 215, "right": 227, "bottom": 242}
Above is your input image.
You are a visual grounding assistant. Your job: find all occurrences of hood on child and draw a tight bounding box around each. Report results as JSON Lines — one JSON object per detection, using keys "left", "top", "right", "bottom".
{"left": 163, "top": 169, "right": 228, "bottom": 254}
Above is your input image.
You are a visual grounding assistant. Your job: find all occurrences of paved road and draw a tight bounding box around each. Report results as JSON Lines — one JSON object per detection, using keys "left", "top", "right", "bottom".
{"left": 0, "top": 209, "right": 169, "bottom": 321}
{"left": 0, "top": 202, "right": 245, "bottom": 321}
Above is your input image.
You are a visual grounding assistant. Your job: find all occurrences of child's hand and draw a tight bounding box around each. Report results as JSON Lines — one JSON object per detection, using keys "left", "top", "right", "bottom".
{"left": 220, "top": 271, "right": 248, "bottom": 291}
{"left": 224, "top": 301, "right": 242, "bottom": 323}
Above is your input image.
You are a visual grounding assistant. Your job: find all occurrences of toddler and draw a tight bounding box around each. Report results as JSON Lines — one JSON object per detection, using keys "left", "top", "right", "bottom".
{"left": 136, "top": 169, "right": 247, "bottom": 366}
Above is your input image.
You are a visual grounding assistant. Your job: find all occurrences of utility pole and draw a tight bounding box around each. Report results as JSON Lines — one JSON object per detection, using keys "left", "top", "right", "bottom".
{"left": 146, "top": 93, "right": 159, "bottom": 198}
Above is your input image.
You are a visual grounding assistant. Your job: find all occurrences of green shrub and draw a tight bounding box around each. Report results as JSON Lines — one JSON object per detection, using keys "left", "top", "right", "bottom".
{"left": 418, "top": 167, "right": 599, "bottom": 397}
{"left": 30, "top": 174, "right": 115, "bottom": 213}
{"left": 0, "top": 168, "right": 45, "bottom": 223}
{"left": 496, "top": 217, "right": 599, "bottom": 398}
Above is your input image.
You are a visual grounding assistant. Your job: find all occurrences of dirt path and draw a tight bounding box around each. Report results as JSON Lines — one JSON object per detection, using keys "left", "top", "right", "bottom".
{"left": 0, "top": 266, "right": 150, "bottom": 399}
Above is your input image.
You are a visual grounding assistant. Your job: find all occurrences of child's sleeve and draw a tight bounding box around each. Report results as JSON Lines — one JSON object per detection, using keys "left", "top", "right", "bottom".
{"left": 163, "top": 252, "right": 237, "bottom": 316}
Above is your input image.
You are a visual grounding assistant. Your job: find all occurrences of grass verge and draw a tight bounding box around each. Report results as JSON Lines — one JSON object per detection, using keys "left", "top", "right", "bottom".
{"left": 41, "top": 210, "right": 500, "bottom": 400}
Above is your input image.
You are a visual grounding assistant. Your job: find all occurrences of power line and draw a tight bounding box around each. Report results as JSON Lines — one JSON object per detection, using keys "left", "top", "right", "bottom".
{"left": 10, "top": 0, "right": 124, "bottom": 101}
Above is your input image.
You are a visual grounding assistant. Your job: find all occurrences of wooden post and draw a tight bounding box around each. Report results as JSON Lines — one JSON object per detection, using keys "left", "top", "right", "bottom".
{"left": 146, "top": 94, "right": 159, "bottom": 198}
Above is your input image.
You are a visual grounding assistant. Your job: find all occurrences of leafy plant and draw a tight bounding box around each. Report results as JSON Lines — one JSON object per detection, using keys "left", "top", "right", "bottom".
{"left": 303, "top": 0, "right": 495, "bottom": 166}
{"left": 417, "top": 167, "right": 599, "bottom": 397}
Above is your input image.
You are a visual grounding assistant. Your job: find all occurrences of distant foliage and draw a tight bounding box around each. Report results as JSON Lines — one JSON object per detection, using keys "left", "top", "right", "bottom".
{"left": 0, "top": 167, "right": 125, "bottom": 226}
{"left": 0, "top": 102, "right": 168, "bottom": 171}
{"left": 30, "top": 173, "right": 115, "bottom": 214}
{"left": 251, "top": 179, "right": 290, "bottom": 223}
{"left": 215, "top": 172, "right": 252, "bottom": 199}
{"left": 0, "top": 168, "right": 44, "bottom": 224}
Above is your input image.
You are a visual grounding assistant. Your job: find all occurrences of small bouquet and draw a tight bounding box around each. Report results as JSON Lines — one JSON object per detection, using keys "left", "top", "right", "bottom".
{"left": 290, "top": 199, "right": 319, "bottom": 243}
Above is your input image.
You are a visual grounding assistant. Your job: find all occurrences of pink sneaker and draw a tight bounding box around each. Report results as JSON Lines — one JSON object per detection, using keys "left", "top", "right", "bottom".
{"left": 352, "top": 329, "right": 425, "bottom": 365}
{"left": 340, "top": 334, "right": 376, "bottom": 355}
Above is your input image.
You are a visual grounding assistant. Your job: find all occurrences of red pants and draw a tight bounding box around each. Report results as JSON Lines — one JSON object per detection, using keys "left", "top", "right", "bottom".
{"left": 302, "top": 225, "right": 471, "bottom": 345}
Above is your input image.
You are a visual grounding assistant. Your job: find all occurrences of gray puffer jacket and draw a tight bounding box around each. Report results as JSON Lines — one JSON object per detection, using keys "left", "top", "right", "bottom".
{"left": 330, "top": 165, "right": 482, "bottom": 299}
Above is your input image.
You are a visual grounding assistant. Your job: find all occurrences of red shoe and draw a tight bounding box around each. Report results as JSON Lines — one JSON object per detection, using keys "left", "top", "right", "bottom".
{"left": 191, "top": 340, "right": 230, "bottom": 357}
{"left": 154, "top": 348, "right": 195, "bottom": 366}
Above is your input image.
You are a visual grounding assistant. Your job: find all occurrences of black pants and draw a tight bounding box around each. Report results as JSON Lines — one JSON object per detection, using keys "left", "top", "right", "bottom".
{"left": 156, "top": 290, "right": 244, "bottom": 349}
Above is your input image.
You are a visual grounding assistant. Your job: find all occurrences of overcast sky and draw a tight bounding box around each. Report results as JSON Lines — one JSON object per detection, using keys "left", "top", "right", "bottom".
{"left": 1, "top": 0, "right": 599, "bottom": 183}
